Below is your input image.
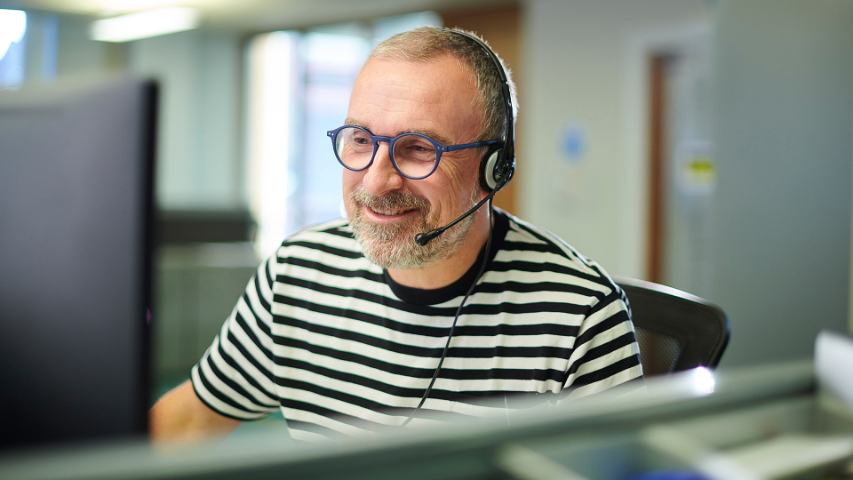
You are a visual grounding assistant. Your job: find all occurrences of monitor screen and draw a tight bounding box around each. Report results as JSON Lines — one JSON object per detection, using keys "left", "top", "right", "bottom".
{"left": 0, "top": 76, "right": 157, "bottom": 450}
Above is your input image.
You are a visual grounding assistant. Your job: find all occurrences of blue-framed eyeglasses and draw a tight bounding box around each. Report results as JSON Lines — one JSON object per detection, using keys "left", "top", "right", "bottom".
{"left": 327, "top": 125, "right": 502, "bottom": 180}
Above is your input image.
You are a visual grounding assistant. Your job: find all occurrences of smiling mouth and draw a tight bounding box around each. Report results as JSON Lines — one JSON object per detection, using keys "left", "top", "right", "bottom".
{"left": 366, "top": 206, "right": 417, "bottom": 218}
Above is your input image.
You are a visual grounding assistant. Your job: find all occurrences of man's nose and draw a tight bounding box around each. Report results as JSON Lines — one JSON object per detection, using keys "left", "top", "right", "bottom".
{"left": 362, "top": 143, "right": 404, "bottom": 194}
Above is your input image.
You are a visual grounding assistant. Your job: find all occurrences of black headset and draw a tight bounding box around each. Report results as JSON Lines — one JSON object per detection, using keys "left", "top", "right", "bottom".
{"left": 452, "top": 30, "right": 516, "bottom": 193}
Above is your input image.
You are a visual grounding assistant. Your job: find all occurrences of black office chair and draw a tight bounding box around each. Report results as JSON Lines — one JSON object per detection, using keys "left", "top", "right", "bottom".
{"left": 616, "top": 277, "right": 730, "bottom": 377}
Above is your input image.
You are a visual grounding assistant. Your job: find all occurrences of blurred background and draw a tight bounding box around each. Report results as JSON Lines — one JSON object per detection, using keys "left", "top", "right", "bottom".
{"left": 1, "top": 0, "right": 851, "bottom": 396}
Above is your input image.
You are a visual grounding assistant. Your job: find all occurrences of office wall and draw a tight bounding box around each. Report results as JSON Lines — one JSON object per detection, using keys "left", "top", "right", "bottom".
{"left": 708, "top": 0, "right": 853, "bottom": 367}
{"left": 54, "top": 15, "right": 126, "bottom": 76}
{"left": 23, "top": 12, "right": 124, "bottom": 82}
{"left": 521, "top": 0, "right": 710, "bottom": 279}
{"left": 128, "top": 31, "right": 244, "bottom": 210}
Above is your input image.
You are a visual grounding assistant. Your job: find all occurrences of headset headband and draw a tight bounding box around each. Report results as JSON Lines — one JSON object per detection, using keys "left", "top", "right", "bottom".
{"left": 451, "top": 29, "right": 515, "bottom": 191}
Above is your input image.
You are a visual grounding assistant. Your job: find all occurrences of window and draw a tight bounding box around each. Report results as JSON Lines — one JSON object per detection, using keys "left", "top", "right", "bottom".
{"left": 0, "top": 9, "right": 27, "bottom": 88}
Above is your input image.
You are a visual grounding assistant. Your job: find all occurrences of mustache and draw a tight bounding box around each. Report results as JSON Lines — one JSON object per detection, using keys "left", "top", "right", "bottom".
{"left": 351, "top": 188, "right": 429, "bottom": 212}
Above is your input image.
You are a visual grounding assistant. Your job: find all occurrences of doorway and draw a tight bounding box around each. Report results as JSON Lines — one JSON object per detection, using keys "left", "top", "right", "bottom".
{"left": 647, "top": 31, "right": 714, "bottom": 295}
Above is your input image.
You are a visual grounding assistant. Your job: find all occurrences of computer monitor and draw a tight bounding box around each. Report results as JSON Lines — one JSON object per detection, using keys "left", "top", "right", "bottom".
{"left": 0, "top": 76, "right": 157, "bottom": 450}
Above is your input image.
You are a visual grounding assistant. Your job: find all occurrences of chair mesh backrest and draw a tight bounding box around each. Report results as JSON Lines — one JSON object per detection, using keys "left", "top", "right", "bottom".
{"left": 617, "top": 278, "right": 730, "bottom": 377}
{"left": 635, "top": 329, "right": 681, "bottom": 375}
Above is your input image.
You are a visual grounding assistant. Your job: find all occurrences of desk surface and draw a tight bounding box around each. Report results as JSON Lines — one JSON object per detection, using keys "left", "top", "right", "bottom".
{"left": 1, "top": 361, "right": 850, "bottom": 480}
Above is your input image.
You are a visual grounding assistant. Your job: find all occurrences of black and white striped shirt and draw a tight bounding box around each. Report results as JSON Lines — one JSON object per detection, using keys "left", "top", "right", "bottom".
{"left": 191, "top": 210, "right": 642, "bottom": 440}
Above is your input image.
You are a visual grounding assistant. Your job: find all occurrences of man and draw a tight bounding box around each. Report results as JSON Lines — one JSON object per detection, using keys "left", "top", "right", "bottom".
{"left": 150, "top": 26, "right": 642, "bottom": 443}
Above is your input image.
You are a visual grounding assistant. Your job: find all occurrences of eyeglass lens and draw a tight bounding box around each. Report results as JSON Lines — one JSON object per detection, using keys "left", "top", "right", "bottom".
{"left": 334, "top": 126, "right": 438, "bottom": 178}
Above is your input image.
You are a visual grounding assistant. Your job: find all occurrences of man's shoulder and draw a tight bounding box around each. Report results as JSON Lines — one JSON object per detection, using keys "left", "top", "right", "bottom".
{"left": 497, "top": 210, "right": 620, "bottom": 294}
{"left": 273, "top": 218, "right": 360, "bottom": 257}
{"left": 498, "top": 210, "right": 589, "bottom": 264}
{"left": 288, "top": 217, "right": 353, "bottom": 240}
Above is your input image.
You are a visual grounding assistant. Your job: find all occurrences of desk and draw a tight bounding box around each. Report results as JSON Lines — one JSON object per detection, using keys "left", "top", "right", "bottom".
{"left": 1, "top": 362, "right": 851, "bottom": 480}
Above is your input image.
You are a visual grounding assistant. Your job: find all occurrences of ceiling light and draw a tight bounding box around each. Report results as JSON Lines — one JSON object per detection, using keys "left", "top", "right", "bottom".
{"left": 90, "top": 7, "right": 199, "bottom": 42}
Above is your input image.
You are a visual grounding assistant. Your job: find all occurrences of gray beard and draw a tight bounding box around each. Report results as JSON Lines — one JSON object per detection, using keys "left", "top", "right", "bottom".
{"left": 348, "top": 187, "right": 477, "bottom": 269}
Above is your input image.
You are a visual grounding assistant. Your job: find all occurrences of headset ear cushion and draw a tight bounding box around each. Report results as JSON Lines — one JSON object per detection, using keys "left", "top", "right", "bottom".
{"left": 479, "top": 149, "right": 501, "bottom": 191}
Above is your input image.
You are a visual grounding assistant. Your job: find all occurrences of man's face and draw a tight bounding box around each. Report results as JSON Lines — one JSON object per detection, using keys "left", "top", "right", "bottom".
{"left": 342, "top": 54, "right": 487, "bottom": 269}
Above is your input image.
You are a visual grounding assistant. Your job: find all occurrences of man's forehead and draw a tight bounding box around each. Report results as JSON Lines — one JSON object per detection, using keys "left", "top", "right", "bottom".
{"left": 353, "top": 54, "right": 476, "bottom": 97}
{"left": 363, "top": 52, "right": 467, "bottom": 70}
{"left": 346, "top": 55, "right": 481, "bottom": 142}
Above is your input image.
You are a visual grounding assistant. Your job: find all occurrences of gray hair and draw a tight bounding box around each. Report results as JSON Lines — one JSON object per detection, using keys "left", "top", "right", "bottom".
{"left": 370, "top": 26, "right": 517, "bottom": 142}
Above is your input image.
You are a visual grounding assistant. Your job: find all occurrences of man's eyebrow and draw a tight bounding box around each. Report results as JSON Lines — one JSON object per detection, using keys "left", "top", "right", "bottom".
{"left": 344, "top": 118, "right": 454, "bottom": 145}
{"left": 344, "top": 121, "right": 451, "bottom": 145}
{"left": 407, "top": 128, "right": 453, "bottom": 145}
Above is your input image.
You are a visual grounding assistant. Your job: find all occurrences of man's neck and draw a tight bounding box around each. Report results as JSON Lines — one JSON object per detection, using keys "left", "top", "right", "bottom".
{"left": 387, "top": 210, "right": 491, "bottom": 290}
